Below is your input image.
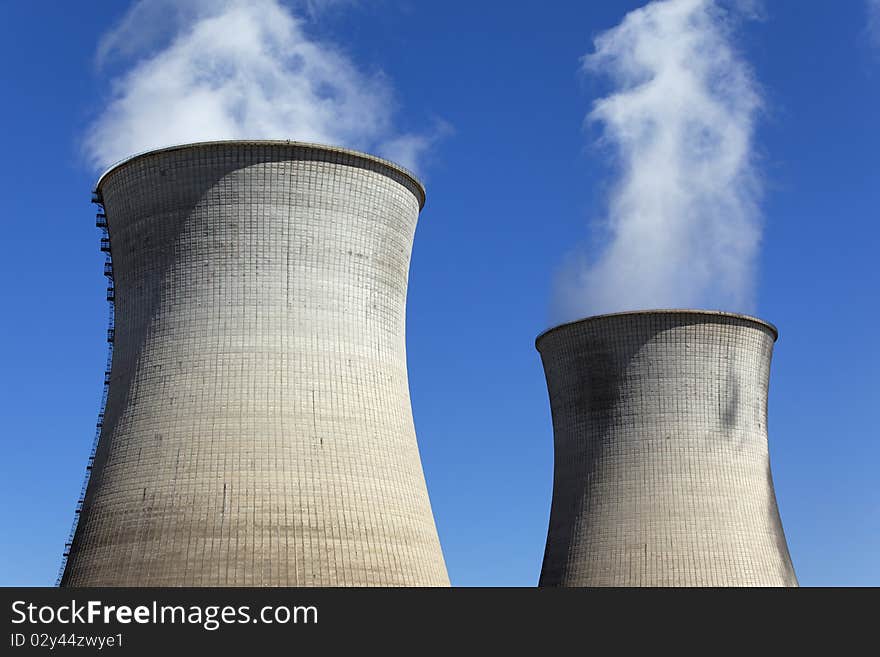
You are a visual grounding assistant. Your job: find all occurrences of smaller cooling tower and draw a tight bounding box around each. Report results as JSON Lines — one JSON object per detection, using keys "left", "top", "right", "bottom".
{"left": 536, "top": 310, "right": 797, "bottom": 587}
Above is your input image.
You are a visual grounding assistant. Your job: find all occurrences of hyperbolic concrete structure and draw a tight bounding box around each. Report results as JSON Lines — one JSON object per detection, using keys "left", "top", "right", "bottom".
{"left": 536, "top": 310, "right": 797, "bottom": 587}
{"left": 61, "top": 140, "right": 449, "bottom": 586}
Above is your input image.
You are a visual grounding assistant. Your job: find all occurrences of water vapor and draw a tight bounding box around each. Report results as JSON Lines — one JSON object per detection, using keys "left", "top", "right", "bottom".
{"left": 87, "top": 0, "right": 431, "bottom": 172}
{"left": 869, "top": 0, "right": 880, "bottom": 46}
{"left": 553, "top": 0, "right": 763, "bottom": 323}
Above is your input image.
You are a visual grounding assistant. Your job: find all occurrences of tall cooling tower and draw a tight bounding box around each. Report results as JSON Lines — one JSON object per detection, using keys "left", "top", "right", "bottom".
{"left": 60, "top": 140, "right": 448, "bottom": 586}
{"left": 536, "top": 310, "right": 797, "bottom": 587}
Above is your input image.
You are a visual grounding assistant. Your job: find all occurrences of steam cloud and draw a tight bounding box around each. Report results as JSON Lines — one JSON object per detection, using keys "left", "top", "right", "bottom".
{"left": 86, "top": 0, "right": 436, "bottom": 172}
{"left": 553, "top": 0, "right": 763, "bottom": 323}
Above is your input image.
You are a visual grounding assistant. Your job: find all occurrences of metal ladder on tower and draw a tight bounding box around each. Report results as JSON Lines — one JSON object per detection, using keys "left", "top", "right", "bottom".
{"left": 56, "top": 190, "right": 116, "bottom": 586}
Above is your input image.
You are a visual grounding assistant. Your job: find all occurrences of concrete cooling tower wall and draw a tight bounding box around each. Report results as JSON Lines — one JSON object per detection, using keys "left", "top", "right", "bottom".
{"left": 536, "top": 310, "right": 797, "bottom": 587}
{"left": 61, "top": 140, "right": 449, "bottom": 586}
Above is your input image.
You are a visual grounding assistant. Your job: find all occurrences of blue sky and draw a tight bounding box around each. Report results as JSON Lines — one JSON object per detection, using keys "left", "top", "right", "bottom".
{"left": 0, "top": 0, "right": 878, "bottom": 586}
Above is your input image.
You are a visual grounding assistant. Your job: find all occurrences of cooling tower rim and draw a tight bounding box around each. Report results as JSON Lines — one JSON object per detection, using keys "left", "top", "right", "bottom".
{"left": 535, "top": 309, "right": 779, "bottom": 348}
{"left": 94, "top": 139, "right": 426, "bottom": 209}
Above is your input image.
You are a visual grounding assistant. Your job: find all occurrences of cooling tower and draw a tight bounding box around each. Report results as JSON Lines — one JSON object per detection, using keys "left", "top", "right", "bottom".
{"left": 60, "top": 140, "right": 448, "bottom": 586}
{"left": 536, "top": 310, "right": 797, "bottom": 587}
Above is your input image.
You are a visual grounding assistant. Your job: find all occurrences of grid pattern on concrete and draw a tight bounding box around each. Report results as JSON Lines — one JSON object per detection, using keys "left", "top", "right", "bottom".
{"left": 536, "top": 311, "right": 797, "bottom": 587}
{"left": 61, "top": 142, "right": 448, "bottom": 586}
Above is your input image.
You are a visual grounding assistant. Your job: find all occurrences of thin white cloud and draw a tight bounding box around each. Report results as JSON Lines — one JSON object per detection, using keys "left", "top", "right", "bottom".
{"left": 87, "top": 0, "right": 433, "bottom": 173}
{"left": 869, "top": 0, "right": 880, "bottom": 46}
{"left": 553, "top": 0, "right": 763, "bottom": 322}
{"left": 95, "top": 0, "right": 200, "bottom": 69}
{"left": 379, "top": 119, "right": 454, "bottom": 175}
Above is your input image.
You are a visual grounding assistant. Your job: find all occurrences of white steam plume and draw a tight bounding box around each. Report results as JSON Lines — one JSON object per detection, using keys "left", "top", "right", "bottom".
{"left": 86, "top": 0, "right": 436, "bottom": 173}
{"left": 553, "top": 0, "right": 763, "bottom": 323}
